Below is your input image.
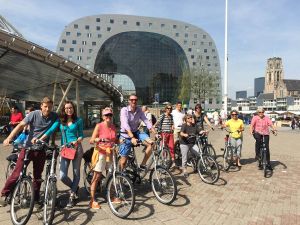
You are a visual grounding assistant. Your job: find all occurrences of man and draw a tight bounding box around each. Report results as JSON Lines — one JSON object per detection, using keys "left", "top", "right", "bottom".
{"left": 157, "top": 104, "right": 175, "bottom": 165}
{"left": 119, "top": 95, "right": 156, "bottom": 170}
{"left": 222, "top": 110, "right": 244, "bottom": 167}
{"left": 0, "top": 97, "right": 58, "bottom": 207}
{"left": 171, "top": 101, "right": 185, "bottom": 144}
{"left": 9, "top": 106, "right": 23, "bottom": 133}
{"left": 250, "top": 108, "right": 277, "bottom": 170}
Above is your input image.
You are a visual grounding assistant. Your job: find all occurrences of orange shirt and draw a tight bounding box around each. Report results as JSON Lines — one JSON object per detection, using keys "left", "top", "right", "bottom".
{"left": 97, "top": 122, "right": 116, "bottom": 148}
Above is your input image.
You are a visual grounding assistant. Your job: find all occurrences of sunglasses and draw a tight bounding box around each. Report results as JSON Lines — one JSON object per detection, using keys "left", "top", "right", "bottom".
{"left": 195, "top": 107, "right": 201, "bottom": 110}
{"left": 129, "top": 99, "right": 138, "bottom": 102}
{"left": 104, "top": 113, "right": 113, "bottom": 117}
{"left": 166, "top": 107, "right": 172, "bottom": 110}
{"left": 258, "top": 112, "right": 264, "bottom": 114}
{"left": 231, "top": 114, "right": 237, "bottom": 116}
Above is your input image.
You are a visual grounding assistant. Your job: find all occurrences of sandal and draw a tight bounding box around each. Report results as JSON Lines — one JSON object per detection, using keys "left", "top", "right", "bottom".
{"left": 90, "top": 201, "right": 101, "bottom": 209}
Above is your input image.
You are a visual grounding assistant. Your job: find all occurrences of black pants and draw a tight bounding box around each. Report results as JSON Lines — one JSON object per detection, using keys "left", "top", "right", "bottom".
{"left": 253, "top": 133, "right": 270, "bottom": 164}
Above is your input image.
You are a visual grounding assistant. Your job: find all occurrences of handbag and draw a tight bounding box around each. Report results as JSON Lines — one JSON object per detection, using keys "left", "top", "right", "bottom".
{"left": 60, "top": 125, "right": 77, "bottom": 160}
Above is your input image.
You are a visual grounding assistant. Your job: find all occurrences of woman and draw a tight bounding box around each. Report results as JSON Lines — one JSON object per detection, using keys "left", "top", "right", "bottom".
{"left": 59, "top": 101, "right": 84, "bottom": 208}
{"left": 89, "top": 107, "right": 117, "bottom": 209}
{"left": 193, "top": 104, "right": 213, "bottom": 130}
{"left": 180, "top": 114, "right": 202, "bottom": 178}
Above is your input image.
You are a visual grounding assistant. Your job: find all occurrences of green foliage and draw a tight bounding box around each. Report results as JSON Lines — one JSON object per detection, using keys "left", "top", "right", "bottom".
{"left": 178, "top": 68, "right": 191, "bottom": 103}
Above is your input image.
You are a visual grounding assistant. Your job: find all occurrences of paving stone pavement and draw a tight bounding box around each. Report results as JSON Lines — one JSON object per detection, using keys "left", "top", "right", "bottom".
{"left": 0, "top": 126, "right": 299, "bottom": 225}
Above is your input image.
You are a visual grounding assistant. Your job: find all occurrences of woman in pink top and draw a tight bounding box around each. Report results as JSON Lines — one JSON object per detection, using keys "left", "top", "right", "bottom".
{"left": 250, "top": 108, "right": 277, "bottom": 170}
{"left": 89, "top": 107, "right": 117, "bottom": 209}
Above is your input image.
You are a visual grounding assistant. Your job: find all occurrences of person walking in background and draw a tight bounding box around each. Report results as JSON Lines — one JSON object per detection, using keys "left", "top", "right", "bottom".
{"left": 89, "top": 107, "right": 117, "bottom": 209}
{"left": 9, "top": 106, "right": 23, "bottom": 133}
{"left": 172, "top": 101, "right": 185, "bottom": 145}
{"left": 250, "top": 108, "right": 277, "bottom": 170}
{"left": 141, "top": 105, "right": 152, "bottom": 135}
{"left": 157, "top": 104, "right": 175, "bottom": 167}
{"left": 222, "top": 110, "right": 244, "bottom": 167}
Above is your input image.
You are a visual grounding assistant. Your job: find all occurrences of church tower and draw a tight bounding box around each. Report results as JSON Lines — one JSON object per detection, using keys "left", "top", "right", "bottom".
{"left": 264, "top": 57, "right": 284, "bottom": 95}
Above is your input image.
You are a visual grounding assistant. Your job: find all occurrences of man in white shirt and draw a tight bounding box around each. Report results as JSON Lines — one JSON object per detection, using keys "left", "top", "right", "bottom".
{"left": 171, "top": 101, "right": 185, "bottom": 143}
{"left": 141, "top": 105, "right": 152, "bottom": 135}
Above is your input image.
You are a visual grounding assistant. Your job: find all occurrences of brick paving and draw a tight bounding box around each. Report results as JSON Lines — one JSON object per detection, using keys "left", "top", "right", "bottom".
{"left": 0, "top": 126, "right": 299, "bottom": 225}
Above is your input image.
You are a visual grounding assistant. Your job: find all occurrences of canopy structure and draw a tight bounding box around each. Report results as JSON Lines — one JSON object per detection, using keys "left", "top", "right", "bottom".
{"left": 0, "top": 30, "right": 123, "bottom": 109}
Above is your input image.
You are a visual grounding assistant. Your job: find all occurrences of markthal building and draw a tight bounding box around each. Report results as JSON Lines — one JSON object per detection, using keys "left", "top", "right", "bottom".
{"left": 57, "top": 14, "right": 221, "bottom": 106}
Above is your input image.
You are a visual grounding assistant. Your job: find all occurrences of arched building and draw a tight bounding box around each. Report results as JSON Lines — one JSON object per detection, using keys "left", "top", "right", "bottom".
{"left": 56, "top": 14, "right": 221, "bottom": 106}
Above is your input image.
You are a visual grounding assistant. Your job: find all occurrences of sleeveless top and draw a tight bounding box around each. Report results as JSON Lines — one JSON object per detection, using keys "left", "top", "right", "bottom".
{"left": 96, "top": 122, "right": 116, "bottom": 148}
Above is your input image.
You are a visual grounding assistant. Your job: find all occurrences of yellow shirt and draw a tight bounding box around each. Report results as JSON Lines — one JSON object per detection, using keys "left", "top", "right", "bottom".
{"left": 225, "top": 119, "right": 244, "bottom": 139}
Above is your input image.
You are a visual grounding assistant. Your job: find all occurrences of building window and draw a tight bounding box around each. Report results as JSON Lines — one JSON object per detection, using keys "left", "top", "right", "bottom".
{"left": 149, "top": 22, "right": 152, "bottom": 27}
{"left": 185, "top": 33, "right": 188, "bottom": 38}
{"left": 173, "top": 25, "right": 177, "bottom": 29}
{"left": 203, "top": 34, "right": 206, "bottom": 39}
{"left": 212, "top": 49, "right": 215, "bottom": 52}
{"left": 191, "top": 55, "right": 194, "bottom": 59}
{"left": 204, "top": 49, "right": 207, "bottom": 53}
{"left": 209, "top": 98, "right": 213, "bottom": 104}
{"left": 82, "top": 41, "right": 86, "bottom": 45}
{"left": 215, "top": 63, "right": 218, "bottom": 67}
{"left": 201, "top": 41, "right": 204, "bottom": 45}
{"left": 62, "top": 39, "right": 66, "bottom": 44}
{"left": 188, "top": 48, "right": 192, "bottom": 52}
{"left": 207, "top": 63, "right": 211, "bottom": 67}
{"left": 194, "top": 34, "right": 197, "bottom": 38}
{"left": 185, "top": 25, "right": 189, "bottom": 30}
{"left": 77, "top": 56, "right": 82, "bottom": 61}
{"left": 87, "top": 33, "right": 92, "bottom": 38}
{"left": 192, "top": 41, "right": 196, "bottom": 45}
{"left": 110, "top": 19, "right": 114, "bottom": 24}
{"left": 161, "top": 24, "right": 165, "bottom": 28}
{"left": 96, "top": 18, "right": 100, "bottom": 22}
{"left": 87, "top": 56, "right": 91, "bottom": 60}
{"left": 70, "top": 48, "right": 74, "bottom": 52}
{"left": 85, "top": 25, "right": 89, "bottom": 30}
{"left": 74, "top": 24, "right": 78, "bottom": 29}
{"left": 59, "top": 47, "right": 64, "bottom": 51}
{"left": 96, "top": 26, "right": 100, "bottom": 31}
{"left": 213, "top": 55, "right": 217, "bottom": 59}
{"left": 184, "top": 40, "right": 187, "bottom": 45}
{"left": 89, "top": 49, "right": 93, "bottom": 53}
{"left": 209, "top": 42, "right": 212, "bottom": 46}
{"left": 193, "top": 62, "right": 196, "bottom": 66}
{"left": 206, "top": 56, "right": 210, "bottom": 60}
{"left": 98, "top": 34, "right": 102, "bottom": 38}
{"left": 77, "top": 32, "right": 81, "bottom": 37}
{"left": 79, "top": 48, "right": 83, "bottom": 53}
{"left": 92, "top": 42, "right": 96, "bottom": 46}
{"left": 175, "top": 33, "right": 179, "bottom": 37}
{"left": 72, "top": 40, "right": 76, "bottom": 44}
{"left": 136, "top": 21, "right": 140, "bottom": 26}
{"left": 66, "top": 31, "right": 70, "bottom": 36}
{"left": 107, "top": 27, "right": 111, "bottom": 31}
{"left": 123, "top": 20, "right": 127, "bottom": 25}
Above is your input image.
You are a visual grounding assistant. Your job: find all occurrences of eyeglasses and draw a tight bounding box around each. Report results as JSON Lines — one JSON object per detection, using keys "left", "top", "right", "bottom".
{"left": 231, "top": 114, "right": 237, "bottom": 116}
{"left": 104, "top": 113, "right": 113, "bottom": 117}
{"left": 166, "top": 107, "right": 172, "bottom": 110}
{"left": 129, "top": 99, "right": 138, "bottom": 102}
{"left": 258, "top": 112, "right": 264, "bottom": 114}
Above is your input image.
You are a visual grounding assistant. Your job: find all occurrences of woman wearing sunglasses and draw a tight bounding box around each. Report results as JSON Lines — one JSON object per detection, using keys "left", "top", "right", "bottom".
{"left": 89, "top": 107, "right": 117, "bottom": 209}
{"left": 222, "top": 110, "right": 244, "bottom": 167}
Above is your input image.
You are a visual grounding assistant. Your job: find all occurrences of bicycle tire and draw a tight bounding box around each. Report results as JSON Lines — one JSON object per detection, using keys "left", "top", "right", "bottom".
{"left": 106, "top": 173, "right": 135, "bottom": 218}
{"left": 83, "top": 162, "right": 92, "bottom": 194}
{"left": 43, "top": 178, "right": 57, "bottom": 225}
{"left": 174, "top": 141, "right": 181, "bottom": 166}
{"left": 197, "top": 155, "right": 220, "bottom": 184}
{"left": 150, "top": 166, "right": 177, "bottom": 205}
{"left": 6, "top": 161, "right": 15, "bottom": 179}
{"left": 10, "top": 177, "right": 35, "bottom": 225}
{"left": 263, "top": 150, "right": 267, "bottom": 178}
{"left": 203, "top": 144, "right": 216, "bottom": 159}
{"left": 223, "top": 147, "right": 231, "bottom": 171}
{"left": 158, "top": 147, "right": 172, "bottom": 169}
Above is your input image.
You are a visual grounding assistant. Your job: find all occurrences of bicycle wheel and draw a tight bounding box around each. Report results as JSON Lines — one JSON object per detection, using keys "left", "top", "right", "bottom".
{"left": 106, "top": 173, "right": 135, "bottom": 218}
{"left": 83, "top": 162, "right": 92, "bottom": 194}
{"left": 223, "top": 147, "right": 231, "bottom": 171}
{"left": 197, "top": 155, "right": 220, "bottom": 184}
{"left": 203, "top": 144, "right": 216, "bottom": 159}
{"left": 263, "top": 150, "right": 267, "bottom": 178}
{"left": 174, "top": 141, "right": 181, "bottom": 166}
{"left": 10, "top": 177, "right": 35, "bottom": 225}
{"left": 158, "top": 147, "right": 172, "bottom": 169}
{"left": 150, "top": 166, "right": 177, "bottom": 205}
{"left": 6, "top": 161, "right": 15, "bottom": 179}
{"left": 43, "top": 178, "right": 57, "bottom": 225}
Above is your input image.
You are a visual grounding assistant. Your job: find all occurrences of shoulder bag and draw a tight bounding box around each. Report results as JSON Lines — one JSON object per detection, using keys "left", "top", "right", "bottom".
{"left": 60, "top": 124, "right": 77, "bottom": 160}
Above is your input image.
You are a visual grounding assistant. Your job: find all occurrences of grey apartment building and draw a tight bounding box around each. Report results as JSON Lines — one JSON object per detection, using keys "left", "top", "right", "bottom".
{"left": 56, "top": 14, "right": 221, "bottom": 105}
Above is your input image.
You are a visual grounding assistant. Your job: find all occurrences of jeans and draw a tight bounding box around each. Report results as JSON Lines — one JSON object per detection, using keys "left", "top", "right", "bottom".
{"left": 59, "top": 143, "right": 83, "bottom": 193}
{"left": 1, "top": 148, "right": 46, "bottom": 200}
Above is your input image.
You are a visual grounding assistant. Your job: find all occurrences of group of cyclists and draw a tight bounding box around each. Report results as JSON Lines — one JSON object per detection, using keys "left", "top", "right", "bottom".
{"left": 0, "top": 94, "right": 278, "bottom": 222}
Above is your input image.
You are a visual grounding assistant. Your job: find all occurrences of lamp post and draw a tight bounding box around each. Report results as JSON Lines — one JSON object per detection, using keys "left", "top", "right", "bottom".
{"left": 224, "top": 0, "right": 228, "bottom": 116}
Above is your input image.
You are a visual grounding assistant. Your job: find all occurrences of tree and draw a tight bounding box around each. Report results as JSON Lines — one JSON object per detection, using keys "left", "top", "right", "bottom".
{"left": 191, "top": 66, "right": 221, "bottom": 107}
{"left": 177, "top": 68, "right": 191, "bottom": 103}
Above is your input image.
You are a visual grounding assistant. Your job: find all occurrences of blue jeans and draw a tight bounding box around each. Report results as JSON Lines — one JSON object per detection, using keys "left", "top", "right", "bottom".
{"left": 59, "top": 143, "right": 83, "bottom": 193}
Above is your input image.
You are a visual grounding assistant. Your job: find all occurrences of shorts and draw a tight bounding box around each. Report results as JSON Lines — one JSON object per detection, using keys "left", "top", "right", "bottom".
{"left": 119, "top": 131, "right": 150, "bottom": 157}
{"left": 173, "top": 128, "right": 181, "bottom": 142}
{"left": 93, "top": 153, "right": 111, "bottom": 172}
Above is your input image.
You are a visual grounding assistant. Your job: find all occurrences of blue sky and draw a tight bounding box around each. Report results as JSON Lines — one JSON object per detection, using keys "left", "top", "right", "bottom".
{"left": 1, "top": 0, "right": 299, "bottom": 98}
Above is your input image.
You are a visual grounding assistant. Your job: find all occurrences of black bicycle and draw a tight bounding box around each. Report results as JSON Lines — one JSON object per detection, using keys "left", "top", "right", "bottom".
{"left": 197, "top": 131, "right": 216, "bottom": 159}
{"left": 10, "top": 141, "right": 46, "bottom": 225}
{"left": 121, "top": 141, "right": 177, "bottom": 205}
{"left": 6, "top": 145, "right": 20, "bottom": 179}
{"left": 83, "top": 143, "right": 135, "bottom": 218}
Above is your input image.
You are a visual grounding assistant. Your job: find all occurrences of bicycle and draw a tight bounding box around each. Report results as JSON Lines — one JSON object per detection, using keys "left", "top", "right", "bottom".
{"left": 83, "top": 142, "right": 135, "bottom": 218}
{"left": 221, "top": 128, "right": 241, "bottom": 171}
{"left": 256, "top": 130, "right": 277, "bottom": 178}
{"left": 153, "top": 132, "right": 172, "bottom": 170}
{"left": 197, "top": 130, "right": 216, "bottom": 159}
{"left": 10, "top": 141, "right": 47, "bottom": 225}
{"left": 120, "top": 140, "right": 177, "bottom": 205}
{"left": 6, "top": 145, "right": 20, "bottom": 179}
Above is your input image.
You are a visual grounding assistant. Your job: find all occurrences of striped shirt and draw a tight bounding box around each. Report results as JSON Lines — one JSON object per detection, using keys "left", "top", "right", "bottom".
{"left": 157, "top": 113, "right": 173, "bottom": 133}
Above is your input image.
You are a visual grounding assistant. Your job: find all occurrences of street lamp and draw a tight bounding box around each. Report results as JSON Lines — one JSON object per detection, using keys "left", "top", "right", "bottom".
{"left": 224, "top": 0, "right": 228, "bottom": 115}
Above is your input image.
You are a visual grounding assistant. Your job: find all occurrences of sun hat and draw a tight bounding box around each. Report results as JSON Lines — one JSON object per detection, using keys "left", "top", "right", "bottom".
{"left": 102, "top": 107, "right": 113, "bottom": 116}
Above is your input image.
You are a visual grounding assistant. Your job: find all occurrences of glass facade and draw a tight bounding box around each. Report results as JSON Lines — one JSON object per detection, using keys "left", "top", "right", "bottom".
{"left": 94, "top": 31, "right": 189, "bottom": 104}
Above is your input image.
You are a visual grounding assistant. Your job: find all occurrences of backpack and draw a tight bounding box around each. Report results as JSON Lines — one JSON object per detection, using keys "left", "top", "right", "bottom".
{"left": 151, "top": 114, "right": 157, "bottom": 125}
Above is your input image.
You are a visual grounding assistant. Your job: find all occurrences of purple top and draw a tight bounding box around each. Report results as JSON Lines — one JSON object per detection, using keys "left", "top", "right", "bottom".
{"left": 120, "top": 105, "right": 152, "bottom": 137}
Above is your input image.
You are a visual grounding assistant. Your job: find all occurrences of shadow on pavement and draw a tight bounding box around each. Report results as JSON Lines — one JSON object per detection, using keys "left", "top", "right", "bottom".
{"left": 213, "top": 177, "right": 227, "bottom": 186}
{"left": 240, "top": 157, "right": 256, "bottom": 165}
{"left": 272, "top": 160, "right": 287, "bottom": 169}
{"left": 52, "top": 207, "right": 96, "bottom": 225}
